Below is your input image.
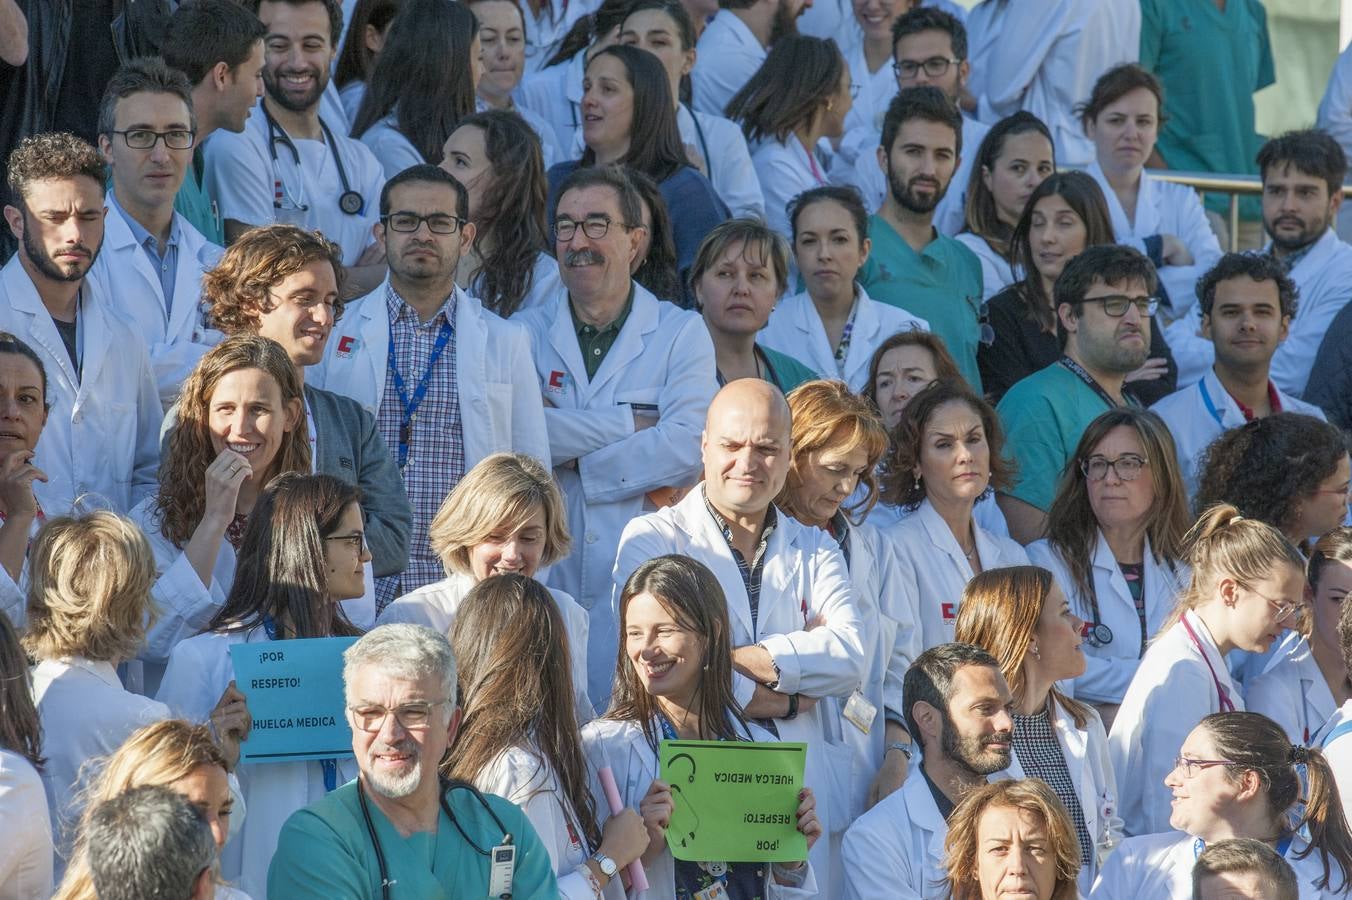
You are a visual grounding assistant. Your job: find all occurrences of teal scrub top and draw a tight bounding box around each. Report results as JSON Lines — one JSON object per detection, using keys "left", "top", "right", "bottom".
{"left": 267, "top": 781, "right": 560, "bottom": 899}
{"left": 858, "top": 215, "right": 985, "bottom": 393}
{"left": 1141, "top": 0, "right": 1275, "bottom": 218}
{"left": 995, "top": 361, "right": 1114, "bottom": 512}
{"left": 760, "top": 345, "right": 819, "bottom": 395}
{"left": 175, "top": 151, "right": 225, "bottom": 246}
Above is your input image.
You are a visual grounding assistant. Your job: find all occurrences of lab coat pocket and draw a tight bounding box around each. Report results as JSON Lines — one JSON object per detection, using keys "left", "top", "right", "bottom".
{"left": 615, "top": 388, "right": 660, "bottom": 408}
{"left": 821, "top": 737, "right": 854, "bottom": 836}
{"left": 481, "top": 381, "right": 512, "bottom": 446}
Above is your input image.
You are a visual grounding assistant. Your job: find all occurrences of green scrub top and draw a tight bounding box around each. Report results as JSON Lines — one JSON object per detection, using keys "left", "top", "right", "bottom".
{"left": 858, "top": 214, "right": 985, "bottom": 393}
{"left": 174, "top": 152, "right": 225, "bottom": 246}
{"left": 995, "top": 361, "right": 1114, "bottom": 512}
{"left": 760, "top": 345, "right": 819, "bottom": 394}
{"left": 267, "top": 781, "right": 560, "bottom": 899}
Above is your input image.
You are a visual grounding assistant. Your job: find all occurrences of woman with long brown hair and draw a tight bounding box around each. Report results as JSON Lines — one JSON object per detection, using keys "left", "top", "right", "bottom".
{"left": 0, "top": 611, "right": 51, "bottom": 899}
{"left": 445, "top": 573, "right": 646, "bottom": 898}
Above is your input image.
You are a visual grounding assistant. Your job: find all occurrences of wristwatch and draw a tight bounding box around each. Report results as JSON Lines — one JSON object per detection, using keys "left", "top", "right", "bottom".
{"left": 885, "top": 740, "right": 913, "bottom": 760}
{"left": 591, "top": 852, "right": 618, "bottom": 879}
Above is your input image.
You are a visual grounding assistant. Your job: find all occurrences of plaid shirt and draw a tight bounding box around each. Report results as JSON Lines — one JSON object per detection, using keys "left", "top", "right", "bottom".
{"left": 376, "top": 285, "right": 465, "bottom": 607}
{"left": 702, "top": 486, "right": 777, "bottom": 636}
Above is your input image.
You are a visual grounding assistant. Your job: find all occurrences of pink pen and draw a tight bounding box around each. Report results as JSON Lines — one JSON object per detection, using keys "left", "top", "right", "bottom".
{"left": 598, "top": 766, "right": 649, "bottom": 892}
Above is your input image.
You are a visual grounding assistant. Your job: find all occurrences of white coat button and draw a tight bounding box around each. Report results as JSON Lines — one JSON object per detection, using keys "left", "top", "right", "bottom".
{"left": 586, "top": 533, "right": 597, "bottom": 544}
{"left": 72, "top": 412, "right": 82, "bottom": 424}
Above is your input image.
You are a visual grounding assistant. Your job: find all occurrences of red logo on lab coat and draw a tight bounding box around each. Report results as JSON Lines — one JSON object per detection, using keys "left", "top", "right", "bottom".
{"left": 336, "top": 335, "right": 356, "bottom": 357}
{"left": 547, "top": 370, "right": 567, "bottom": 393}
{"left": 942, "top": 602, "right": 956, "bottom": 621}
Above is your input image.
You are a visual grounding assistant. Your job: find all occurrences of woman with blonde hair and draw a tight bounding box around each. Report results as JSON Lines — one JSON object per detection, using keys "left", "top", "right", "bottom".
{"left": 380, "top": 451, "right": 592, "bottom": 717}
{"left": 943, "top": 778, "right": 1082, "bottom": 900}
{"left": 54, "top": 719, "right": 244, "bottom": 900}
{"left": 25, "top": 510, "right": 168, "bottom": 867}
{"left": 1027, "top": 408, "right": 1191, "bottom": 729}
{"left": 1108, "top": 505, "right": 1307, "bottom": 837}
{"left": 0, "top": 610, "right": 52, "bottom": 899}
{"left": 955, "top": 566, "right": 1120, "bottom": 891}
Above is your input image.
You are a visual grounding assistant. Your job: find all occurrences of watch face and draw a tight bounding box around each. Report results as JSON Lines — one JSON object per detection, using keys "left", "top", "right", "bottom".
{"left": 595, "top": 854, "right": 618, "bottom": 876}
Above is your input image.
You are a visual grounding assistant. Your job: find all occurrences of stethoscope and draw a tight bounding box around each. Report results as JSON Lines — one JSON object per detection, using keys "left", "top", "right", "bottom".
{"left": 357, "top": 776, "right": 513, "bottom": 900}
{"left": 263, "top": 104, "right": 364, "bottom": 216}
{"left": 1082, "top": 557, "right": 1178, "bottom": 653}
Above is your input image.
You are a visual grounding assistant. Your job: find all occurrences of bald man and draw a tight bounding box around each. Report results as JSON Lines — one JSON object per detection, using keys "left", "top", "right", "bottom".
{"left": 611, "top": 378, "right": 866, "bottom": 892}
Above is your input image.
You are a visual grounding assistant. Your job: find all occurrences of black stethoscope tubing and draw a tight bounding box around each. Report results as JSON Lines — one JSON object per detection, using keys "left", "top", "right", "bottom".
{"left": 264, "top": 104, "right": 364, "bottom": 216}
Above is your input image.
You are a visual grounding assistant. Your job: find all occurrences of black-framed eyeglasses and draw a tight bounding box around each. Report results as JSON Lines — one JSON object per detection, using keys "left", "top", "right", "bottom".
{"left": 324, "top": 532, "right": 367, "bottom": 552}
{"left": 347, "top": 699, "right": 451, "bottom": 732}
{"left": 892, "top": 56, "right": 962, "bottom": 80}
{"left": 1173, "top": 756, "right": 1239, "bottom": 779}
{"left": 382, "top": 211, "right": 465, "bottom": 234}
{"left": 111, "top": 129, "right": 196, "bottom": 150}
{"left": 1072, "top": 294, "right": 1160, "bottom": 318}
{"left": 553, "top": 216, "right": 637, "bottom": 242}
{"left": 1080, "top": 453, "right": 1148, "bottom": 482}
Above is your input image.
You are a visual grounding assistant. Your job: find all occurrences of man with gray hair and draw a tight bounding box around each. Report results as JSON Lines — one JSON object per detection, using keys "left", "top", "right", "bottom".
{"left": 86, "top": 784, "right": 217, "bottom": 900}
{"left": 268, "top": 623, "right": 558, "bottom": 896}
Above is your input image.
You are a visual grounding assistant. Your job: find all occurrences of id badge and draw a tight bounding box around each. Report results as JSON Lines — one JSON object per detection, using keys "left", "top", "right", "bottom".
{"left": 843, "top": 689, "right": 877, "bottom": 734}
{"left": 488, "top": 843, "right": 516, "bottom": 898}
{"left": 695, "top": 882, "right": 729, "bottom": 900}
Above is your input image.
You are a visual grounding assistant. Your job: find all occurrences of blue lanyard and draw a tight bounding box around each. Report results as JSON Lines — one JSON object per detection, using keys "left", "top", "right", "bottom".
{"left": 261, "top": 615, "right": 338, "bottom": 792}
{"left": 1198, "top": 379, "right": 1226, "bottom": 427}
{"left": 387, "top": 319, "right": 453, "bottom": 469}
{"left": 1194, "top": 834, "right": 1293, "bottom": 860}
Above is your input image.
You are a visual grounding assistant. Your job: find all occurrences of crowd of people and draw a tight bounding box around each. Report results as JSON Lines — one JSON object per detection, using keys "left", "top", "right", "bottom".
{"left": 2, "top": 0, "right": 1352, "bottom": 897}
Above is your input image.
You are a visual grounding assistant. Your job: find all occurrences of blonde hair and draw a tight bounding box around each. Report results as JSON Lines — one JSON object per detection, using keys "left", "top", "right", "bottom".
{"left": 943, "top": 778, "right": 1082, "bottom": 900}
{"left": 777, "top": 380, "right": 889, "bottom": 524}
{"left": 23, "top": 511, "right": 157, "bottom": 662}
{"left": 54, "top": 720, "right": 230, "bottom": 900}
{"left": 426, "top": 453, "right": 570, "bottom": 575}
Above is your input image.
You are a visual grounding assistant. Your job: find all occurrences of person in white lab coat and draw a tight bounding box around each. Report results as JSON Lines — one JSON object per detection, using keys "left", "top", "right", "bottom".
{"left": 0, "top": 133, "right": 163, "bottom": 519}
{"left": 759, "top": 185, "right": 928, "bottom": 390}
{"left": 351, "top": 0, "right": 482, "bottom": 179}
{"left": 1108, "top": 505, "right": 1308, "bottom": 838}
{"left": 0, "top": 337, "right": 55, "bottom": 630}
{"left": 841, "top": 642, "right": 1014, "bottom": 899}
{"left": 1093, "top": 712, "right": 1352, "bottom": 899}
{"left": 1249, "top": 529, "right": 1352, "bottom": 748}
{"left": 691, "top": 0, "right": 811, "bottom": 118}
{"left": 880, "top": 379, "right": 1028, "bottom": 651}
{"left": 467, "top": 0, "right": 565, "bottom": 167}
{"left": 521, "top": 0, "right": 603, "bottom": 78}
{"left": 439, "top": 110, "right": 564, "bottom": 317}
{"left": 728, "top": 36, "right": 851, "bottom": 239}
{"left": 378, "top": 452, "right": 592, "bottom": 721}
{"left": 88, "top": 59, "right": 223, "bottom": 410}
{"left": 619, "top": 0, "right": 765, "bottom": 219}
{"left": 26, "top": 512, "right": 170, "bottom": 868}
{"left": 954, "top": 111, "right": 1054, "bottom": 302}
{"left": 515, "top": 165, "right": 717, "bottom": 704}
{"left": 331, "top": 0, "right": 396, "bottom": 125}
{"left": 1151, "top": 253, "right": 1327, "bottom": 501}
{"left": 612, "top": 378, "right": 864, "bottom": 893}
{"left": 443, "top": 574, "right": 647, "bottom": 899}
{"left": 1026, "top": 408, "right": 1190, "bottom": 729}
{"left": 156, "top": 473, "right": 369, "bottom": 898}
{"left": 1166, "top": 130, "right": 1352, "bottom": 395}
{"left": 0, "top": 613, "right": 52, "bottom": 900}
{"left": 583, "top": 554, "right": 822, "bottom": 898}
{"left": 955, "top": 566, "right": 1121, "bottom": 893}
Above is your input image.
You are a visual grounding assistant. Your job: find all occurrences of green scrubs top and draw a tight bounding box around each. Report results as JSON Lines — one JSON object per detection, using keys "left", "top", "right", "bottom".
{"left": 759, "top": 345, "right": 818, "bottom": 394}
{"left": 858, "top": 215, "right": 985, "bottom": 393}
{"left": 267, "top": 781, "right": 559, "bottom": 899}
{"left": 996, "top": 361, "right": 1114, "bottom": 512}
{"left": 174, "top": 151, "right": 225, "bottom": 246}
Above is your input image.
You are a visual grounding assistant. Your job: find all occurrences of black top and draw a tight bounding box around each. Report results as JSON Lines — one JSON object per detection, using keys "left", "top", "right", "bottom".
{"left": 51, "top": 316, "right": 78, "bottom": 375}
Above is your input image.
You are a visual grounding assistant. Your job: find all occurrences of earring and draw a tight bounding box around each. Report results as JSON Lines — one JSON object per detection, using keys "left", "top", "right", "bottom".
{"left": 1029, "top": 645, "right": 1041, "bottom": 660}
{"left": 913, "top": 475, "right": 922, "bottom": 492}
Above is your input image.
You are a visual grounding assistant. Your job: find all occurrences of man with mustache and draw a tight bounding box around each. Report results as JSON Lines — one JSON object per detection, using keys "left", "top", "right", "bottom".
{"left": 312, "top": 165, "right": 548, "bottom": 609}
{"left": 842, "top": 642, "right": 1015, "bottom": 899}
{"left": 858, "top": 86, "right": 985, "bottom": 394}
{"left": 691, "top": 0, "right": 814, "bottom": 117}
{"left": 203, "top": 0, "right": 387, "bottom": 296}
{"left": 0, "top": 132, "right": 162, "bottom": 518}
{"left": 995, "top": 244, "right": 1158, "bottom": 544}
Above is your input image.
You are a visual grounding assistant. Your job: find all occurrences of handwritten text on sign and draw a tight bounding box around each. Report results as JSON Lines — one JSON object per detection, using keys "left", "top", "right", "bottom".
{"left": 228, "top": 636, "right": 358, "bottom": 764}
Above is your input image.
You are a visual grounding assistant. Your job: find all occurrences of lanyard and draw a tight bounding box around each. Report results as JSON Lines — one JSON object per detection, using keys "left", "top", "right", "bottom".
{"left": 387, "top": 320, "right": 453, "bottom": 469}
{"left": 802, "top": 139, "right": 826, "bottom": 185}
{"left": 1198, "top": 378, "right": 1226, "bottom": 428}
{"left": 1180, "top": 615, "right": 1236, "bottom": 713}
{"left": 1194, "top": 834, "right": 1293, "bottom": 860}
{"left": 261, "top": 615, "right": 338, "bottom": 791}
{"left": 1059, "top": 356, "right": 1126, "bottom": 409}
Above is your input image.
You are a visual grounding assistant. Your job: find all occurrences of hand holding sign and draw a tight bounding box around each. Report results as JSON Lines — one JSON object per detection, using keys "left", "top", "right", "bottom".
{"left": 209, "top": 681, "right": 251, "bottom": 771}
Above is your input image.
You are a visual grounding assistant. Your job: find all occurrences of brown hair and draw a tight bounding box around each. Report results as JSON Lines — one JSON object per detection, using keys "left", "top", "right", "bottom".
{"left": 1045, "top": 408, "right": 1191, "bottom": 606}
{"left": 1192, "top": 838, "right": 1298, "bottom": 900}
{"left": 963, "top": 111, "right": 1055, "bottom": 258}
{"left": 155, "top": 336, "right": 309, "bottom": 548}
{"left": 24, "top": 511, "right": 158, "bottom": 663}
{"left": 689, "top": 217, "right": 790, "bottom": 299}
{"left": 0, "top": 612, "right": 42, "bottom": 770}
{"left": 955, "top": 566, "right": 1091, "bottom": 728}
{"left": 777, "top": 380, "right": 889, "bottom": 524}
{"left": 6, "top": 132, "right": 107, "bottom": 204}
{"left": 1076, "top": 63, "right": 1165, "bottom": 130}
{"left": 943, "top": 778, "right": 1081, "bottom": 900}
{"left": 861, "top": 329, "right": 965, "bottom": 413}
{"left": 203, "top": 225, "right": 346, "bottom": 336}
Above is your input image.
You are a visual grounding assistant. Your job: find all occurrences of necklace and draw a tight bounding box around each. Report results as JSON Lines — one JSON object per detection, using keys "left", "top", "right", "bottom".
{"left": 961, "top": 543, "right": 978, "bottom": 560}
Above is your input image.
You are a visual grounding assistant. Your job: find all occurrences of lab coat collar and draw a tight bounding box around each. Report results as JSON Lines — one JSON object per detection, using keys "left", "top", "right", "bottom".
{"left": 101, "top": 197, "right": 210, "bottom": 341}
{"left": 1198, "top": 368, "right": 1249, "bottom": 429}
{"left": 0, "top": 254, "right": 109, "bottom": 398}
{"left": 901, "top": 765, "right": 948, "bottom": 842}
{"left": 778, "top": 286, "right": 881, "bottom": 380}
{"left": 1269, "top": 227, "right": 1341, "bottom": 279}
{"left": 41, "top": 655, "right": 124, "bottom": 689}
{"left": 548, "top": 281, "right": 659, "bottom": 399}
{"left": 917, "top": 496, "right": 990, "bottom": 575}
{"left": 1086, "top": 160, "right": 1163, "bottom": 239}
{"left": 1180, "top": 609, "right": 1240, "bottom": 698}
{"left": 712, "top": 8, "right": 762, "bottom": 52}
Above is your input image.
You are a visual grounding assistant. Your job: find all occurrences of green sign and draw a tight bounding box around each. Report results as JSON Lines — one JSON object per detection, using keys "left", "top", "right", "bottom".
{"left": 659, "top": 739, "right": 808, "bottom": 863}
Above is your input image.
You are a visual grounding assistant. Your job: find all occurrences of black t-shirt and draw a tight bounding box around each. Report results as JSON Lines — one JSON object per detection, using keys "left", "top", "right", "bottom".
{"left": 52, "top": 0, "right": 120, "bottom": 143}
{"left": 922, "top": 766, "right": 956, "bottom": 821}
{"left": 52, "top": 316, "right": 78, "bottom": 375}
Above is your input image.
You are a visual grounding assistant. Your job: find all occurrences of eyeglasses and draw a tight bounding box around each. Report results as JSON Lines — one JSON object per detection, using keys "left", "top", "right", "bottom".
{"left": 1080, "top": 453, "right": 1148, "bottom": 482}
{"left": 553, "top": 215, "right": 637, "bottom": 242}
{"left": 1172, "top": 756, "right": 1239, "bottom": 779}
{"left": 111, "top": 129, "right": 196, "bottom": 150}
{"left": 1247, "top": 585, "right": 1303, "bottom": 625}
{"left": 892, "top": 56, "right": 962, "bottom": 80}
{"left": 1073, "top": 294, "right": 1160, "bottom": 318}
{"left": 348, "top": 699, "right": 451, "bottom": 732}
{"left": 324, "top": 532, "right": 367, "bottom": 552}
{"left": 382, "top": 212, "right": 465, "bottom": 234}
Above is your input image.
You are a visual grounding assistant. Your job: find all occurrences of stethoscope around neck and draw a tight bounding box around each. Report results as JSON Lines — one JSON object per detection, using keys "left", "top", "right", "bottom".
{"left": 263, "top": 104, "right": 364, "bottom": 216}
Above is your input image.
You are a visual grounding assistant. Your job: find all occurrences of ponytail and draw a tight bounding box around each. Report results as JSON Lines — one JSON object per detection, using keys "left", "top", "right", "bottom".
{"left": 1295, "top": 744, "right": 1352, "bottom": 892}
{"left": 542, "top": 0, "right": 632, "bottom": 68}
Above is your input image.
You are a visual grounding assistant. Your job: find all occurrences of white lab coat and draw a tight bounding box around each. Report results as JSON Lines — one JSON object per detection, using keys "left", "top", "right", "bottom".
{"left": 751, "top": 135, "right": 829, "bottom": 239}
{"left": 470, "top": 252, "right": 564, "bottom": 318}
{"left": 1317, "top": 43, "right": 1352, "bottom": 242}
{"left": 356, "top": 115, "right": 426, "bottom": 178}
{"left": 378, "top": 571, "right": 594, "bottom": 722}
{"left": 1108, "top": 610, "right": 1245, "bottom": 837}
{"left": 516, "top": 285, "right": 717, "bottom": 699}
{"left": 1321, "top": 701, "right": 1352, "bottom": 825}
{"left": 884, "top": 497, "right": 1031, "bottom": 652}
{"left": 1150, "top": 367, "right": 1327, "bottom": 499}
{"left": 758, "top": 286, "right": 928, "bottom": 391}
{"left": 522, "top": 0, "right": 599, "bottom": 77}
{"left": 156, "top": 627, "right": 360, "bottom": 900}
{"left": 1247, "top": 636, "right": 1339, "bottom": 747}
{"left": 678, "top": 104, "right": 765, "bottom": 219}
{"left": 691, "top": 10, "right": 766, "bottom": 117}
{"left": 1026, "top": 534, "right": 1189, "bottom": 706}
{"left": 580, "top": 716, "right": 819, "bottom": 899}
{"left": 1165, "top": 229, "right": 1352, "bottom": 396}
{"left": 866, "top": 492, "right": 1011, "bottom": 539}
{"left": 515, "top": 54, "right": 587, "bottom": 159}
{"left": 954, "top": 233, "right": 1017, "bottom": 302}
{"left": 1085, "top": 162, "right": 1221, "bottom": 318}
{"left": 612, "top": 487, "right": 867, "bottom": 893}
{"left": 0, "top": 748, "right": 53, "bottom": 900}
{"left": 966, "top": 0, "right": 1139, "bottom": 167}
{"left": 311, "top": 280, "right": 551, "bottom": 470}
{"left": 86, "top": 198, "right": 223, "bottom": 410}
{"left": 0, "top": 256, "right": 162, "bottom": 517}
